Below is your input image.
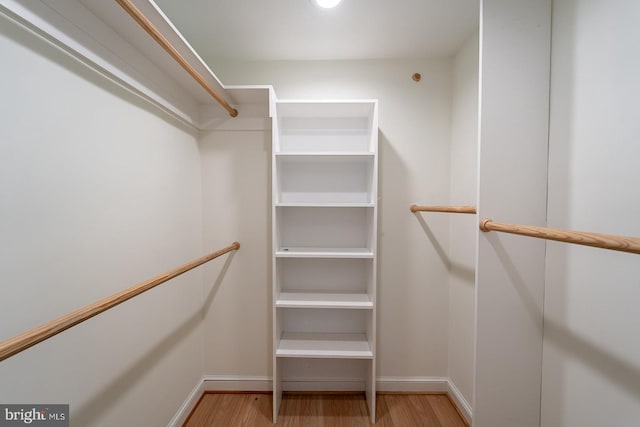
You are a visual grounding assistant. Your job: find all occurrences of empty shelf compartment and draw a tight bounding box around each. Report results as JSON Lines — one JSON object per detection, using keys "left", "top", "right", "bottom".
{"left": 276, "top": 332, "right": 373, "bottom": 359}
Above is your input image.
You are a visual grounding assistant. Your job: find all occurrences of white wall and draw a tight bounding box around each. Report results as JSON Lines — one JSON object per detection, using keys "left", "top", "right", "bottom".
{"left": 0, "top": 13, "right": 207, "bottom": 426}
{"left": 199, "top": 128, "right": 272, "bottom": 377}
{"left": 448, "top": 32, "right": 479, "bottom": 409}
{"left": 474, "top": 0, "right": 551, "bottom": 425}
{"left": 203, "top": 59, "right": 454, "bottom": 381}
{"left": 542, "top": 0, "right": 640, "bottom": 425}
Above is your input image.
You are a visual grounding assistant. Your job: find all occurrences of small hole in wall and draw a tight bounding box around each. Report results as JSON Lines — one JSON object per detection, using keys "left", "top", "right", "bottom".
{"left": 412, "top": 73, "right": 422, "bottom": 82}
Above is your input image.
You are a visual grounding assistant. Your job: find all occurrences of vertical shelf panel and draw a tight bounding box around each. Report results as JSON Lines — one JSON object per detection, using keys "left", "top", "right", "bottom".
{"left": 272, "top": 100, "right": 378, "bottom": 423}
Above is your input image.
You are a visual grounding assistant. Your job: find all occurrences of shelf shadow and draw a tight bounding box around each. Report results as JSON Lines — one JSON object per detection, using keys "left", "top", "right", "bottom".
{"left": 544, "top": 319, "right": 640, "bottom": 400}
{"left": 411, "top": 212, "right": 451, "bottom": 269}
{"left": 72, "top": 252, "right": 237, "bottom": 426}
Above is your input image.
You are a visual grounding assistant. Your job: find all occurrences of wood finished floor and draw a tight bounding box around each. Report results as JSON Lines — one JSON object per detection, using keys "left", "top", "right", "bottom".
{"left": 183, "top": 392, "right": 468, "bottom": 426}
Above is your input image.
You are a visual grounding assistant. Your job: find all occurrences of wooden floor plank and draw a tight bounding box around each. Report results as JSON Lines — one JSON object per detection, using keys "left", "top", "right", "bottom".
{"left": 372, "top": 394, "right": 392, "bottom": 427}
{"left": 279, "top": 394, "right": 323, "bottom": 427}
{"left": 408, "top": 394, "right": 443, "bottom": 427}
{"left": 183, "top": 392, "right": 467, "bottom": 427}
{"left": 428, "top": 395, "right": 468, "bottom": 427}
{"left": 380, "top": 394, "right": 417, "bottom": 426}
{"left": 378, "top": 394, "right": 442, "bottom": 427}
{"left": 322, "top": 394, "right": 371, "bottom": 427}
{"left": 239, "top": 394, "right": 272, "bottom": 426}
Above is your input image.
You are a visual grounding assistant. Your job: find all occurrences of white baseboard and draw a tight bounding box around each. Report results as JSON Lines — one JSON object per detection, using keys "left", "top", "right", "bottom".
{"left": 203, "top": 375, "right": 272, "bottom": 391}
{"left": 377, "top": 377, "right": 472, "bottom": 424}
{"left": 376, "top": 376, "right": 449, "bottom": 392}
{"left": 283, "top": 377, "right": 366, "bottom": 391}
{"left": 166, "top": 377, "right": 205, "bottom": 427}
{"left": 447, "top": 379, "right": 473, "bottom": 425}
{"left": 169, "top": 375, "right": 473, "bottom": 426}
{"left": 203, "top": 375, "right": 366, "bottom": 392}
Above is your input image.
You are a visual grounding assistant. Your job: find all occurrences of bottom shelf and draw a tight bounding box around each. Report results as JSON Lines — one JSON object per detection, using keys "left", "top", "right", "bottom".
{"left": 276, "top": 332, "right": 373, "bottom": 359}
{"left": 276, "top": 292, "right": 373, "bottom": 309}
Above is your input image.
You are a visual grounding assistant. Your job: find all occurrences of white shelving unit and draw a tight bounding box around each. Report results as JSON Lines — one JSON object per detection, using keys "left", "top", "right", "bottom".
{"left": 272, "top": 100, "right": 378, "bottom": 423}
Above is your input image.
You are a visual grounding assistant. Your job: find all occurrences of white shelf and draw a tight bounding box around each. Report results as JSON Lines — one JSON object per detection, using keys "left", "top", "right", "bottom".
{"left": 276, "top": 292, "right": 373, "bottom": 309}
{"left": 275, "top": 152, "right": 375, "bottom": 157}
{"left": 276, "top": 202, "right": 375, "bottom": 208}
{"left": 276, "top": 195, "right": 373, "bottom": 205}
{"left": 275, "top": 100, "right": 377, "bottom": 117}
{"left": 276, "top": 247, "right": 374, "bottom": 258}
{"left": 272, "top": 99, "right": 378, "bottom": 423}
{"left": 276, "top": 332, "right": 373, "bottom": 359}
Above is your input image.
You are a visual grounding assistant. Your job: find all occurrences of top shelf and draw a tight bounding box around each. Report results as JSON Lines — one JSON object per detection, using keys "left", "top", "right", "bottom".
{"left": 275, "top": 100, "right": 377, "bottom": 118}
{"left": 275, "top": 152, "right": 375, "bottom": 157}
{"left": 275, "top": 101, "right": 378, "bottom": 154}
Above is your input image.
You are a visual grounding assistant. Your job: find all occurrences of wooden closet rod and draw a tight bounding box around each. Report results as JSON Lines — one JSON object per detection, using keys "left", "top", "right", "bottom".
{"left": 410, "top": 204, "right": 477, "bottom": 214}
{"left": 0, "top": 242, "right": 240, "bottom": 362}
{"left": 115, "top": 0, "right": 238, "bottom": 117}
{"left": 480, "top": 219, "right": 640, "bottom": 255}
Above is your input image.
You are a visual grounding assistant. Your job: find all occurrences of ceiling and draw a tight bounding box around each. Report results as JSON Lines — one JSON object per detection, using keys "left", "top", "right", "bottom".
{"left": 152, "top": 0, "right": 479, "bottom": 64}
